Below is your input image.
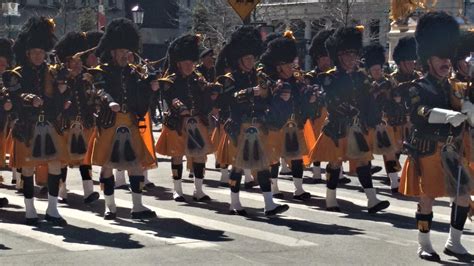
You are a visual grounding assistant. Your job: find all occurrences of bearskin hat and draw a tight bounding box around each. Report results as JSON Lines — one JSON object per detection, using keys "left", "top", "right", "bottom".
{"left": 260, "top": 31, "right": 297, "bottom": 67}
{"left": 13, "top": 16, "right": 56, "bottom": 65}
{"left": 263, "top": 32, "right": 281, "bottom": 49}
{"left": 415, "top": 11, "right": 460, "bottom": 65}
{"left": 95, "top": 18, "right": 140, "bottom": 61}
{"left": 200, "top": 48, "right": 214, "bottom": 59}
{"left": 0, "top": 38, "right": 13, "bottom": 64}
{"left": 325, "top": 26, "right": 363, "bottom": 65}
{"left": 85, "top": 30, "right": 104, "bottom": 49}
{"left": 362, "top": 43, "right": 385, "bottom": 69}
{"left": 309, "top": 29, "right": 334, "bottom": 60}
{"left": 166, "top": 34, "right": 200, "bottom": 72}
{"left": 226, "top": 25, "right": 262, "bottom": 68}
{"left": 455, "top": 30, "right": 474, "bottom": 62}
{"left": 392, "top": 36, "right": 417, "bottom": 65}
{"left": 54, "top": 32, "right": 88, "bottom": 63}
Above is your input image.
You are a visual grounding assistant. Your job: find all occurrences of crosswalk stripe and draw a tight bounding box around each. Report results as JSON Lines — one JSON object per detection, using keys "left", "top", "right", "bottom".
{"left": 66, "top": 190, "right": 317, "bottom": 247}
{"left": 0, "top": 192, "right": 219, "bottom": 249}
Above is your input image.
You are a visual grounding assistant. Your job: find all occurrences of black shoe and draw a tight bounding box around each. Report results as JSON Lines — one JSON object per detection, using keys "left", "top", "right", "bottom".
{"left": 326, "top": 206, "right": 341, "bottom": 212}
{"left": 244, "top": 181, "right": 256, "bottom": 189}
{"left": 115, "top": 184, "right": 129, "bottom": 190}
{"left": 418, "top": 250, "right": 441, "bottom": 262}
{"left": 104, "top": 211, "right": 117, "bottom": 220}
{"left": 368, "top": 200, "right": 390, "bottom": 214}
{"left": 370, "top": 166, "right": 383, "bottom": 175}
{"left": 391, "top": 188, "right": 400, "bottom": 195}
{"left": 264, "top": 204, "right": 289, "bottom": 216}
{"left": 45, "top": 214, "right": 68, "bottom": 226}
{"left": 25, "top": 217, "right": 39, "bottom": 226}
{"left": 188, "top": 173, "right": 194, "bottom": 179}
{"left": 173, "top": 195, "right": 186, "bottom": 202}
{"left": 144, "top": 182, "right": 155, "bottom": 190}
{"left": 193, "top": 195, "right": 211, "bottom": 202}
{"left": 279, "top": 170, "right": 292, "bottom": 176}
{"left": 308, "top": 178, "right": 325, "bottom": 184}
{"left": 444, "top": 248, "right": 474, "bottom": 262}
{"left": 338, "top": 177, "right": 351, "bottom": 184}
{"left": 11, "top": 179, "right": 16, "bottom": 185}
{"left": 39, "top": 186, "right": 48, "bottom": 195}
{"left": 273, "top": 193, "right": 284, "bottom": 199}
{"left": 58, "top": 198, "right": 68, "bottom": 204}
{"left": 0, "top": 197, "right": 8, "bottom": 207}
{"left": 293, "top": 192, "right": 311, "bottom": 201}
{"left": 131, "top": 209, "right": 157, "bottom": 220}
{"left": 84, "top": 192, "right": 100, "bottom": 204}
{"left": 229, "top": 209, "right": 248, "bottom": 216}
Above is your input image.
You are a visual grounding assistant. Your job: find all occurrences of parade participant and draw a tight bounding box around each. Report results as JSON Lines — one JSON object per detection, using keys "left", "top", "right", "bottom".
{"left": 90, "top": 18, "right": 158, "bottom": 220}
{"left": 6, "top": 17, "right": 67, "bottom": 226}
{"left": 53, "top": 31, "right": 100, "bottom": 204}
{"left": 308, "top": 26, "right": 390, "bottom": 213}
{"left": 304, "top": 29, "right": 333, "bottom": 183}
{"left": 217, "top": 25, "right": 289, "bottom": 216}
{"left": 83, "top": 30, "right": 103, "bottom": 68}
{"left": 391, "top": 36, "right": 420, "bottom": 85}
{"left": 399, "top": 11, "right": 473, "bottom": 262}
{"left": 196, "top": 48, "right": 216, "bottom": 83}
{"left": 156, "top": 34, "right": 215, "bottom": 202}
{"left": 362, "top": 43, "right": 400, "bottom": 193}
{"left": 0, "top": 38, "right": 13, "bottom": 171}
{"left": 260, "top": 32, "right": 313, "bottom": 200}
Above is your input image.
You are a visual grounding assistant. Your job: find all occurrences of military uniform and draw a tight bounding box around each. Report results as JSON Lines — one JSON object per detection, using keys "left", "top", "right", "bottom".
{"left": 399, "top": 11, "right": 473, "bottom": 262}
{"left": 308, "top": 26, "right": 389, "bottom": 214}
{"left": 156, "top": 34, "right": 214, "bottom": 202}
{"left": 91, "top": 18, "right": 157, "bottom": 220}
{"left": 6, "top": 17, "right": 68, "bottom": 226}
{"left": 52, "top": 31, "right": 100, "bottom": 204}
{"left": 0, "top": 38, "right": 13, "bottom": 169}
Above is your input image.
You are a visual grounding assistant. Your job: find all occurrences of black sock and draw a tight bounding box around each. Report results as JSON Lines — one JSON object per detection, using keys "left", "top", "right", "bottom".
{"left": 193, "top": 163, "right": 205, "bottom": 179}
{"left": 385, "top": 160, "right": 399, "bottom": 174}
{"left": 270, "top": 163, "right": 279, "bottom": 179}
{"left": 129, "top": 175, "right": 144, "bottom": 193}
{"left": 229, "top": 170, "right": 242, "bottom": 193}
{"left": 313, "top": 161, "right": 321, "bottom": 167}
{"left": 100, "top": 176, "right": 115, "bottom": 196}
{"left": 416, "top": 212, "right": 433, "bottom": 233}
{"left": 48, "top": 174, "right": 61, "bottom": 197}
{"left": 22, "top": 176, "right": 34, "bottom": 199}
{"left": 291, "top": 159, "right": 303, "bottom": 179}
{"left": 171, "top": 164, "right": 183, "bottom": 180}
{"left": 79, "top": 165, "right": 92, "bottom": 181}
{"left": 257, "top": 170, "right": 271, "bottom": 192}
{"left": 60, "top": 167, "right": 68, "bottom": 183}
{"left": 356, "top": 165, "right": 373, "bottom": 189}
{"left": 326, "top": 167, "right": 340, "bottom": 189}
{"left": 450, "top": 203, "right": 470, "bottom": 231}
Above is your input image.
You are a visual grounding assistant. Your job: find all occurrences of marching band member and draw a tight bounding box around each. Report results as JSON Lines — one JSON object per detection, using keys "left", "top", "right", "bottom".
{"left": 399, "top": 11, "right": 473, "bottom": 261}
{"left": 308, "top": 26, "right": 390, "bottom": 213}
{"left": 362, "top": 43, "right": 401, "bottom": 193}
{"left": 90, "top": 18, "right": 158, "bottom": 220}
{"left": 391, "top": 36, "right": 420, "bottom": 85}
{"left": 156, "top": 34, "right": 215, "bottom": 202}
{"left": 260, "top": 32, "right": 313, "bottom": 200}
{"left": 53, "top": 31, "right": 100, "bottom": 204}
{"left": 6, "top": 17, "right": 67, "bottom": 225}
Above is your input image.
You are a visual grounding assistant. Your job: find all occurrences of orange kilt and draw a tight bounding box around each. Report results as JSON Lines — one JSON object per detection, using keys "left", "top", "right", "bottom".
{"left": 265, "top": 129, "right": 283, "bottom": 165}
{"left": 92, "top": 113, "right": 155, "bottom": 168}
{"left": 215, "top": 131, "right": 238, "bottom": 166}
{"left": 309, "top": 129, "right": 374, "bottom": 163}
{"left": 211, "top": 125, "right": 224, "bottom": 153}
{"left": 10, "top": 126, "right": 67, "bottom": 169}
{"left": 389, "top": 125, "right": 405, "bottom": 152}
{"left": 400, "top": 143, "right": 474, "bottom": 198}
{"left": 60, "top": 127, "right": 94, "bottom": 166}
{"left": 0, "top": 132, "right": 6, "bottom": 167}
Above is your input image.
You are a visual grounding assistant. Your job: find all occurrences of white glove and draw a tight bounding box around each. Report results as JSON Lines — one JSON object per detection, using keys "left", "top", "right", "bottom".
{"left": 428, "top": 108, "right": 467, "bottom": 127}
{"left": 461, "top": 101, "right": 474, "bottom": 126}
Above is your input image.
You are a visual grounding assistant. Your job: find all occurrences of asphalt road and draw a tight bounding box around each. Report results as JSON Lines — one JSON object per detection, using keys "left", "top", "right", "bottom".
{"left": 0, "top": 133, "right": 472, "bottom": 265}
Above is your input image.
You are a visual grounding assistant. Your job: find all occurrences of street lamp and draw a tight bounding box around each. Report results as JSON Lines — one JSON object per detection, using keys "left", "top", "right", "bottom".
{"left": 131, "top": 5, "right": 144, "bottom": 26}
